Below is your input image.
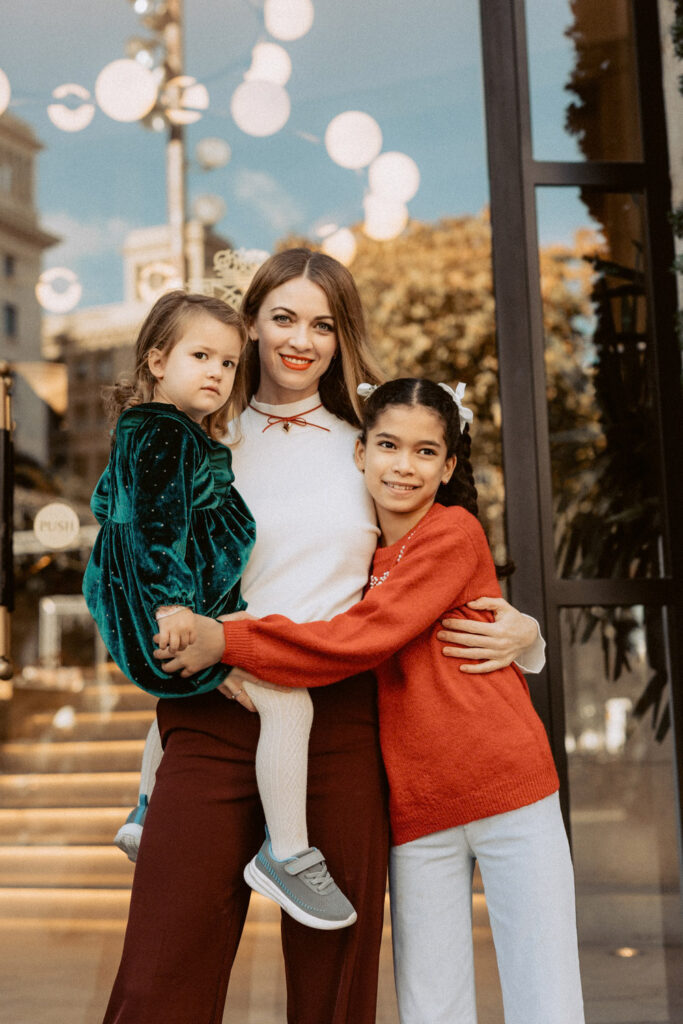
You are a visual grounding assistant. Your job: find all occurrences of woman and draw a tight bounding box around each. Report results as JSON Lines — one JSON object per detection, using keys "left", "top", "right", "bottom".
{"left": 102, "top": 249, "right": 544, "bottom": 1024}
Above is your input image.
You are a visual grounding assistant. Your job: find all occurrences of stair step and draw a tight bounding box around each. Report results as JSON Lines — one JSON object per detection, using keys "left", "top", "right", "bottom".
{"left": 0, "top": 739, "right": 145, "bottom": 773}
{"left": 0, "top": 771, "right": 140, "bottom": 808}
{"left": 15, "top": 710, "right": 155, "bottom": 742}
{"left": 0, "top": 807, "right": 132, "bottom": 845}
{"left": 0, "top": 845, "right": 135, "bottom": 888}
{"left": 0, "top": 886, "right": 131, "bottom": 920}
{"left": 79, "top": 684, "right": 157, "bottom": 712}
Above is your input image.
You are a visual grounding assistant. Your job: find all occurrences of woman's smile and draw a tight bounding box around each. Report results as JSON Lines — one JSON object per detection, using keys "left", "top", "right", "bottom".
{"left": 280, "top": 353, "right": 315, "bottom": 371}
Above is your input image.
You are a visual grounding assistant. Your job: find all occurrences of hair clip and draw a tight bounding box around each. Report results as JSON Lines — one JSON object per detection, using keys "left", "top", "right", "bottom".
{"left": 357, "top": 382, "right": 378, "bottom": 400}
{"left": 438, "top": 382, "right": 474, "bottom": 432}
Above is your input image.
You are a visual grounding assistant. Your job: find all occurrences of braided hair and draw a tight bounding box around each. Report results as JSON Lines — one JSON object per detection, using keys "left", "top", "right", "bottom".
{"left": 359, "top": 378, "right": 513, "bottom": 577}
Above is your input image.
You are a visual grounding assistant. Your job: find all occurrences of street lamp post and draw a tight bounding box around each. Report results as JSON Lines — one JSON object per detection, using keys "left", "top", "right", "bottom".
{"left": 162, "top": 0, "right": 187, "bottom": 282}
{"left": 128, "top": 0, "right": 188, "bottom": 283}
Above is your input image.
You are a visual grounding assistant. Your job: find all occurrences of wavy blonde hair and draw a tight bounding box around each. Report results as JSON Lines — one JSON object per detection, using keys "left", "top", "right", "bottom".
{"left": 238, "top": 248, "right": 384, "bottom": 426}
{"left": 103, "top": 290, "right": 248, "bottom": 440}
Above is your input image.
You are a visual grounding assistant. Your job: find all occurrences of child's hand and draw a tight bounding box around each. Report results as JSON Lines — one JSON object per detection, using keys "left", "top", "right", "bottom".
{"left": 154, "top": 613, "right": 225, "bottom": 676}
{"left": 154, "top": 606, "right": 196, "bottom": 653}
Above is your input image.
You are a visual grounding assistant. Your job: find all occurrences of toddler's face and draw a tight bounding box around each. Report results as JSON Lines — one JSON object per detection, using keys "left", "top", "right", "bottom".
{"left": 148, "top": 312, "right": 242, "bottom": 423}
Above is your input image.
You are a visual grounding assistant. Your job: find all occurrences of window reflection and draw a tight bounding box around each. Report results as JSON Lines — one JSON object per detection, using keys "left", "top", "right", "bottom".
{"left": 560, "top": 605, "right": 680, "bottom": 1019}
{"left": 526, "top": 0, "right": 642, "bottom": 161}
{"left": 537, "top": 187, "right": 662, "bottom": 578}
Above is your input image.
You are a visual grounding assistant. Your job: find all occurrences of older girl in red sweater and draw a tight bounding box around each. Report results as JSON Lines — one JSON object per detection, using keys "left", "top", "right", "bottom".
{"left": 161, "top": 378, "right": 584, "bottom": 1024}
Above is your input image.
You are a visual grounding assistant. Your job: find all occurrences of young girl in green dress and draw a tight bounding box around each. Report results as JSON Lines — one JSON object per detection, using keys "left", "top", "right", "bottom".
{"left": 83, "top": 289, "right": 355, "bottom": 929}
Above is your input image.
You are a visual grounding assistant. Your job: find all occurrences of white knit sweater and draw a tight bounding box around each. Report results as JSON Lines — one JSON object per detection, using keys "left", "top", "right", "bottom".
{"left": 226, "top": 394, "right": 380, "bottom": 622}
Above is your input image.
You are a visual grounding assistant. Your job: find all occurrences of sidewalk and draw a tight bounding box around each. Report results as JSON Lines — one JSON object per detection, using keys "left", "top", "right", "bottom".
{"left": 0, "top": 890, "right": 677, "bottom": 1023}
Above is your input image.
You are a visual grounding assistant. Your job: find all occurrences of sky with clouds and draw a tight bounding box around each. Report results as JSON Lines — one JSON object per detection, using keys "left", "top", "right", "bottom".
{"left": 3, "top": 0, "right": 587, "bottom": 308}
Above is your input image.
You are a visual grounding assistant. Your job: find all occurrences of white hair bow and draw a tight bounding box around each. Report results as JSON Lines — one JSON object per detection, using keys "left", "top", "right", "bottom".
{"left": 439, "top": 382, "right": 474, "bottom": 432}
{"left": 357, "top": 382, "right": 378, "bottom": 399}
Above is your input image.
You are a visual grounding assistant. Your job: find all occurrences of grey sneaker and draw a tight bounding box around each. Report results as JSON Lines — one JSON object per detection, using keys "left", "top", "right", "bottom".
{"left": 244, "top": 835, "right": 357, "bottom": 930}
{"left": 113, "top": 795, "right": 148, "bottom": 863}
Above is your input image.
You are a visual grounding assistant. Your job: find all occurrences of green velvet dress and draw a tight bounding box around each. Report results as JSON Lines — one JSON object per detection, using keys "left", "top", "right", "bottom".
{"left": 83, "top": 404, "right": 256, "bottom": 697}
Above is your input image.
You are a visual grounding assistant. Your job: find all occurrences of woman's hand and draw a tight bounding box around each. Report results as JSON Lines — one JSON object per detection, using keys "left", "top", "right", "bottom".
{"left": 217, "top": 668, "right": 294, "bottom": 712}
{"left": 217, "top": 671, "right": 258, "bottom": 712}
{"left": 154, "top": 606, "right": 196, "bottom": 653}
{"left": 153, "top": 613, "right": 224, "bottom": 676}
{"left": 437, "top": 596, "right": 539, "bottom": 673}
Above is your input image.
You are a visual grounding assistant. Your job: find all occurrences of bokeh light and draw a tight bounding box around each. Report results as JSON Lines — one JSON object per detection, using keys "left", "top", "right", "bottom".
{"left": 230, "top": 79, "right": 290, "bottom": 137}
{"left": 195, "top": 137, "right": 232, "bottom": 170}
{"left": 95, "top": 59, "right": 158, "bottom": 122}
{"left": 0, "top": 69, "right": 10, "bottom": 116}
{"left": 264, "top": 0, "right": 315, "bottom": 41}
{"left": 245, "top": 42, "right": 292, "bottom": 86}
{"left": 368, "top": 151, "right": 421, "bottom": 203}
{"left": 191, "top": 193, "right": 227, "bottom": 226}
{"left": 35, "top": 268, "right": 83, "bottom": 314}
{"left": 325, "top": 111, "right": 383, "bottom": 170}
{"left": 322, "top": 228, "right": 357, "bottom": 265}
{"left": 363, "top": 193, "right": 409, "bottom": 241}
{"left": 164, "top": 75, "right": 209, "bottom": 125}
{"left": 47, "top": 84, "right": 95, "bottom": 133}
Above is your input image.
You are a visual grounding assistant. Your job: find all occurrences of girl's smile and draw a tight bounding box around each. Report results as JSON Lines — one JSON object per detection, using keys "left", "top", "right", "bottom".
{"left": 250, "top": 276, "right": 338, "bottom": 404}
{"left": 355, "top": 404, "right": 456, "bottom": 545}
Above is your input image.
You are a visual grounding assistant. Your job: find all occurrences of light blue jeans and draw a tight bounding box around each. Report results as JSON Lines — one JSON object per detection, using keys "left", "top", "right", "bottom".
{"left": 389, "top": 793, "right": 585, "bottom": 1024}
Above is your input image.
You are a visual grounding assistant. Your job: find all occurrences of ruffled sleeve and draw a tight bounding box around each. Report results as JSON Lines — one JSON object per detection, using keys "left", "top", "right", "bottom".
{"left": 90, "top": 468, "right": 111, "bottom": 526}
{"left": 129, "top": 415, "right": 199, "bottom": 615}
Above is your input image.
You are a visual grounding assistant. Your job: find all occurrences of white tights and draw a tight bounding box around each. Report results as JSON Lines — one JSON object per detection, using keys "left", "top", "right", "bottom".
{"left": 137, "top": 684, "right": 313, "bottom": 861}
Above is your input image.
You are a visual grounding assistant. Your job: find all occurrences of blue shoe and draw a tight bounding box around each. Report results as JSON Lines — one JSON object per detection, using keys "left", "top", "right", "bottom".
{"left": 113, "top": 795, "right": 148, "bottom": 863}
{"left": 243, "top": 831, "right": 357, "bottom": 930}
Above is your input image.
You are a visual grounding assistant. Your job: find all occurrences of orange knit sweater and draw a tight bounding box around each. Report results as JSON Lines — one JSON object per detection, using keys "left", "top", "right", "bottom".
{"left": 222, "top": 503, "right": 559, "bottom": 845}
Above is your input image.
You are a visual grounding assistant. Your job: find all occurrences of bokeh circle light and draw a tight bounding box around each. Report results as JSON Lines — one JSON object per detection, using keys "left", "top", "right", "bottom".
{"left": 245, "top": 42, "right": 292, "bottom": 86}
{"left": 47, "top": 83, "right": 95, "bottom": 133}
{"left": 363, "top": 193, "right": 409, "bottom": 241}
{"left": 322, "top": 228, "right": 357, "bottom": 266}
{"left": 0, "top": 69, "right": 10, "bottom": 116}
{"left": 195, "top": 137, "right": 232, "bottom": 170}
{"left": 368, "top": 151, "right": 420, "bottom": 203}
{"left": 164, "top": 75, "right": 209, "bottom": 125}
{"left": 95, "top": 59, "right": 158, "bottom": 122}
{"left": 191, "top": 193, "right": 227, "bottom": 226}
{"left": 325, "top": 111, "right": 382, "bottom": 170}
{"left": 35, "top": 268, "right": 83, "bottom": 314}
{"left": 264, "top": 0, "right": 314, "bottom": 41}
{"left": 230, "top": 80, "right": 290, "bottom": 137}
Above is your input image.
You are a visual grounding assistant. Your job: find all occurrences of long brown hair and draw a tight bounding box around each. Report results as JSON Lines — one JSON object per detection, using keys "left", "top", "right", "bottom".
{"left": 239, "top": 248, "right": 384, "bottom": 426}
{"left": 103, "top": 290, "right": 248, "bottom": 440}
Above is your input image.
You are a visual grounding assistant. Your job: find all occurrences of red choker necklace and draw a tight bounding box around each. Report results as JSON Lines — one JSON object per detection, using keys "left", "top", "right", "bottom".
{"left": 249, "top": 402, "right": 331, "bottom": 433}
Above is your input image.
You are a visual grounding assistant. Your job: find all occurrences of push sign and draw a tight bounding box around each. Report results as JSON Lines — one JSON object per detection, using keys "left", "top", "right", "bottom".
{"left": 33, "top": 502, "right": 80, "bottom": 551}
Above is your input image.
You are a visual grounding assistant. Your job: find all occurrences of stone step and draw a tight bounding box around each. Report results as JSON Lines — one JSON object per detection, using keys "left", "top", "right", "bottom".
{"left": 0, "top": 771, "right": 140, "bottom": 808}
{"left": 0, "top": 806, "right": 131, "bottom": 846}
{"left": 0, "top": 886, "right": 131, "bottom": 921}
{"left": 15, "top": 709, "right": 155, "bottom": 743}
{"left": 0, "top": 739, "right": 145, "bottom": 774}
{"left": 79, "top": 683, "right": 156, "bottom": 713}
{"left": 0, "top": 845, "right": 135, "bottom": 888}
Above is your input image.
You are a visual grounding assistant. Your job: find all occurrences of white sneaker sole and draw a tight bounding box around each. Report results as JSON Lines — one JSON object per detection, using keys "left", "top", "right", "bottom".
{"left": 113, "top": 822, "right": 143, "bottom": 863}
{"left": 243, "top": 857, "right": 357, "bottom": 931}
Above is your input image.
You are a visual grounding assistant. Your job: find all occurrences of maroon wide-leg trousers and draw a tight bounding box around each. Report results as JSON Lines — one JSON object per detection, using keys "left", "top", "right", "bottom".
{"left": 103, "top": 672, "right": 390, "bottom": 1024}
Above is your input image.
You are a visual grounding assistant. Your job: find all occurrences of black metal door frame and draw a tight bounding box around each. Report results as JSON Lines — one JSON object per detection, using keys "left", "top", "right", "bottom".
{"left": 478, "top": 0, "right": 683, "bottom": 883}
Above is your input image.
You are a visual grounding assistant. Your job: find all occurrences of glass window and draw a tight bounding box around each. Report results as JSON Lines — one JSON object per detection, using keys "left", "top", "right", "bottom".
{"left": 536, "top": 187, "right": 663, "bottom": 578}
{"left": 525, "top": 0, "right": 642, "bottom": 161}
{"left": 560, "top": 605, "right": 681, "bottom": 1020}
{"left": 2, "top": 4, "right": 510, "bottom": 1020}
{"left": 3, "top": 302, "right": 17, "bottom": 338}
